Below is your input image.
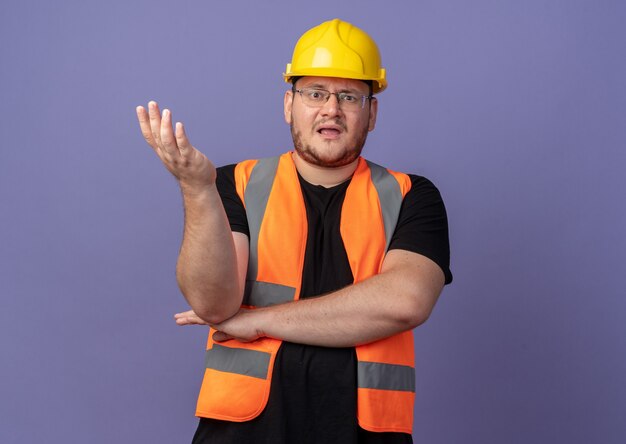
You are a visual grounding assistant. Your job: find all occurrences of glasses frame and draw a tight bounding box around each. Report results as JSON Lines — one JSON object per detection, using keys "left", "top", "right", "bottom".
{"left": 294, "top": 87, "right": 373, "bottom": 110}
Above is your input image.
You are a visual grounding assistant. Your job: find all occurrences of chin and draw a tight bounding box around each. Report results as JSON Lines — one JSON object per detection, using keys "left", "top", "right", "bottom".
{"left": 296, "top": 146, "right": 361, "bottom": 168}
{"left": 291, "top": 125, "right": 367, "bottom": 168}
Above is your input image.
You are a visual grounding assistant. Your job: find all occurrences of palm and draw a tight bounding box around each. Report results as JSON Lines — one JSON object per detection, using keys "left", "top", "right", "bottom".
{"left": 136, "top": 101, "right": 216, "bottom": 191}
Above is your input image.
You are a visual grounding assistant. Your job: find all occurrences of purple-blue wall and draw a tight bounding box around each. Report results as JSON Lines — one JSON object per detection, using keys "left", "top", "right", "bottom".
{"left": 1, "top": 1, "right": 624, "bottom": 443}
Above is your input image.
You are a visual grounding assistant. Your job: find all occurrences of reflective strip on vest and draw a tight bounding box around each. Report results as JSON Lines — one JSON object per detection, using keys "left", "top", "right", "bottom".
{"left": 241, "top": 155, "right": 295, "bottom": 307}
{"left": 244, "top": 156, "right": 280, "bottom": 281}
{"left": 366, "top": 160, "right": 403, "bottom": 251}
{"left": 205, "top": 344, "right": 272, "bottom": 380}
{"left": 243, "top": 280, "right": 296, "bottom": 307}
{"left": 357, "top": 361, "right": 416, "bottom": 392}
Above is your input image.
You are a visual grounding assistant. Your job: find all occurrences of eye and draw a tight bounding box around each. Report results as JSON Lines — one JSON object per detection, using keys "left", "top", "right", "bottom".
{"left": 307, "top": 90, "right": 326, "bottom": 101}
{"left": 340, "top": 93, "right": 358, "bottom": 103}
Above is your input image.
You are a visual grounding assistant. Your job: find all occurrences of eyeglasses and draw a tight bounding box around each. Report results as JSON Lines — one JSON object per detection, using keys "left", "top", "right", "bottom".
{"left": 294, "top": 88, "right": 372, "bottom": 110}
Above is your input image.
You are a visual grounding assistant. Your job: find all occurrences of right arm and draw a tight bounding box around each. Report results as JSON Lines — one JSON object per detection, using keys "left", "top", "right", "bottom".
{"left": 177, "top": 186, "right": 248, "bottom": 324}
{"left": 136, "top": 101, "right": 247, "bottom": 324}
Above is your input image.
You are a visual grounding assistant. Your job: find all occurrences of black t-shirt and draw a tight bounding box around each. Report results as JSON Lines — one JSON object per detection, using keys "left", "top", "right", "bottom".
{"left": 192, "top": 163, "right": 452, "bottom": 444}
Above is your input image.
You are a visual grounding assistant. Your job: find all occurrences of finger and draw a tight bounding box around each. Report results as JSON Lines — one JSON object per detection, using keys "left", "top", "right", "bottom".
{"left": 160, "top": 109, "right": 180, "bottom": 157}
{"left": 136, "top": 106, "right": 158, "bottom": 149}
{"left": 212, "top": 331, "right": 234, "bottom": 342}
{"left": 173, "top": 311, "right": 191, "bottom": 325}
{"left": 174, "top": 310, "right": 207, "bottom": 325}
{"left": 148, "top": 101, "right": 162, "bottom": 146}
{"left": 175, "top": 316, "right": 203, "bottom": 326}
{"left": 174, "top": 309, "right": 195, "bottom": 318}
{"left": 175, "top": 122, "right": 192, "bottom": 156}
{"left": 175, "top": 317, "right": 191, "bottom": 326}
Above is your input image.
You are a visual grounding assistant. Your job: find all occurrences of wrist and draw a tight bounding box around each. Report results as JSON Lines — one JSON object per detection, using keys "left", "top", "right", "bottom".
{"left": 179, "top": 181, "right": 217, "bottom": 201}
{"left": 252, "top": 307, "right": 273, "bottom": 340}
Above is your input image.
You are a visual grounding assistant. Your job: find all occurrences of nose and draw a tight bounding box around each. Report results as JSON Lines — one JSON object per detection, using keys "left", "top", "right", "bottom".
{"left": 319, "top": 93, "right": 343, "bottom": 118}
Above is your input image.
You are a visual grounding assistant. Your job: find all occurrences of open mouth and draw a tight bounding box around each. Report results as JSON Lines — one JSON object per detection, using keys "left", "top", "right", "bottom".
{"left": 318, "top": 128, "right": 342, "bottom": 136}
{"left": 316, "top": 122, "right": 345, "bottom": 138}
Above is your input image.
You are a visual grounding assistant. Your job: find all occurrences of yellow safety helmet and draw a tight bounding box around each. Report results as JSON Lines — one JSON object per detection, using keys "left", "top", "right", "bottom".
{"left": 284, "top": 19, "right": 387, "bottom": 93}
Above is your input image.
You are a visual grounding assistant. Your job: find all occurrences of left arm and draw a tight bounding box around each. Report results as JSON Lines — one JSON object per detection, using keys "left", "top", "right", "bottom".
{"left": 177, "top": 249, "right": 444, "bottom": 347}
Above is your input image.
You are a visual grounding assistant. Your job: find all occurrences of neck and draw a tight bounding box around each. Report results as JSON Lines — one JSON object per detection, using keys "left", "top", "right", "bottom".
{"left": 291, "top": 151, "right": 359, "bottom": 187}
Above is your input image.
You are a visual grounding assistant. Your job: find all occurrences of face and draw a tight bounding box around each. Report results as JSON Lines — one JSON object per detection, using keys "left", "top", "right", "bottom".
{"left": 284, "top": 76, "right": 378, "bottom": 168}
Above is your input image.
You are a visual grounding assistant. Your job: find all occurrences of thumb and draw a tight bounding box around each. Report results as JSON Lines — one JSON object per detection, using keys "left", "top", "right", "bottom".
{"left": 212, "top": 331, "right": 234, "bottom": 342}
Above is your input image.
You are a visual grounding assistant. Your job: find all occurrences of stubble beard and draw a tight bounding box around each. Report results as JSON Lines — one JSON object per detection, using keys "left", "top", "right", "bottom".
{"left": 290, "top": 120, "right": 369, "bottom": 168}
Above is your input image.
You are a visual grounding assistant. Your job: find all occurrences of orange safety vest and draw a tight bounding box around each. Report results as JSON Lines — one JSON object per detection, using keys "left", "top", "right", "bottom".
{"left": 196, "top": 152, "right": 415, "bottom": 433}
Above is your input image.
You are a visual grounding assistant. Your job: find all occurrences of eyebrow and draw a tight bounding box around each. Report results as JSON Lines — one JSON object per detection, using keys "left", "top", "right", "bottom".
{"left": 303, "top": 83, "right": 367, "bottom": 95}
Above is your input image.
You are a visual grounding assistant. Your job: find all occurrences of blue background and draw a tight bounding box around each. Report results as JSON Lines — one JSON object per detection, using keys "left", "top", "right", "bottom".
{"left": 1, "top": 1, "right": 624, "bottom": 442}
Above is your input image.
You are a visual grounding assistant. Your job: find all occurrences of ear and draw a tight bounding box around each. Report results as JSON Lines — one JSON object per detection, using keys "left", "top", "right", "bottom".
{"left": 367, "top": 97, "right": 378, "bottom": 132}
{"left": 284, "top": 90, "right": 293, "bottom": 125}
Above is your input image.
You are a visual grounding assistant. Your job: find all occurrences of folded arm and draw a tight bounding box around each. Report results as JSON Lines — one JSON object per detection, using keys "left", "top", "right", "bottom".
{"left": 177, "top": 249, "right": 445, "bottom": 347}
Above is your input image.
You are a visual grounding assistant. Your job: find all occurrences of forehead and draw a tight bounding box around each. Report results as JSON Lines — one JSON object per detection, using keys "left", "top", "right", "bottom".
{"left": 297, "top": 76, "right": 370, "bottom": 93}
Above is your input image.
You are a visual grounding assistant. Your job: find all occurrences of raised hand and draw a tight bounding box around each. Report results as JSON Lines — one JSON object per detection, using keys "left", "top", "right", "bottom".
{"left": 136, "top": 101, "right": 216, "bottom": 193}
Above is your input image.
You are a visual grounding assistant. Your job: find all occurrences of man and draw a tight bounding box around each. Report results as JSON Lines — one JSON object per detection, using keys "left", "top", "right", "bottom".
{"left": 136, "top": 18, "right": 451, "bottom": 444}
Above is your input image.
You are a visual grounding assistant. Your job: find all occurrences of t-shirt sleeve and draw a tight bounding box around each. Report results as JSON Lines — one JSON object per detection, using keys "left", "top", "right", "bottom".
{"left": 215, "top": 164, "right": 249, "bottom": 237}
{"left": 388, "top": 175, "right": 453, "bottom": 284}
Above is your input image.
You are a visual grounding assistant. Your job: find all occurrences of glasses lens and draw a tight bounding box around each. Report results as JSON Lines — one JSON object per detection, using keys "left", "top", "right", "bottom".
{"left": 299, "top": 89, "right": 366, "bottom": 109}
{"left": 338, "top": 93, "right": 361, "bottom": 108}
{"left": 299, "top": 89, "right": 327, "bottom": 106}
